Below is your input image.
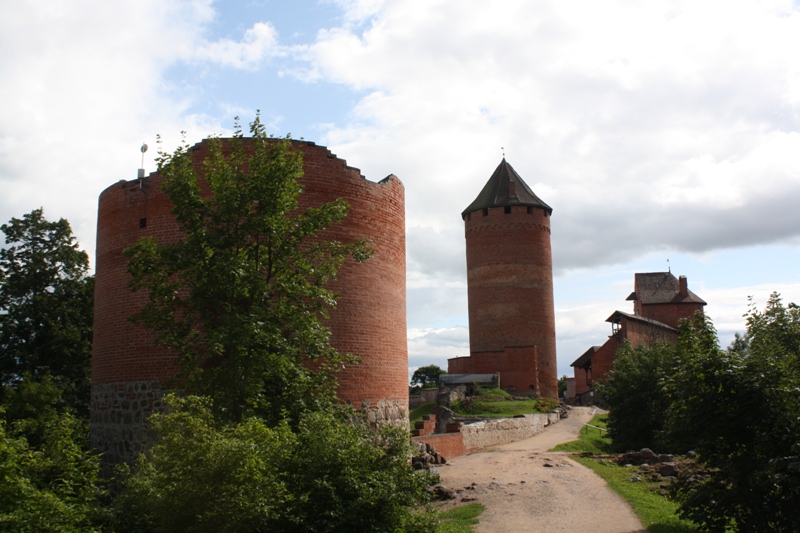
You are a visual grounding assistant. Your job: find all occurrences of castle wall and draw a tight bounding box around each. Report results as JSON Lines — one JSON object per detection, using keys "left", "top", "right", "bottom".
{"left": 92, "top": 139, "right": 407, "bottom": 465}
{"left": 462, "top": 205, "right": 557, "bottom": 397}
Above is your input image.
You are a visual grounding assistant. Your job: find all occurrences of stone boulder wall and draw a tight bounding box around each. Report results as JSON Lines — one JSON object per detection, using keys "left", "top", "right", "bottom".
{"left": 460, "top": 413, "right": 560, "bottom": 451}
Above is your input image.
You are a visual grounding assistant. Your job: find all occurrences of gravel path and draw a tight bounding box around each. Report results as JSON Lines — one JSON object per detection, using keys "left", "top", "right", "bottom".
{"left": 437, "top": 407, "right": 646, "bottom": 533}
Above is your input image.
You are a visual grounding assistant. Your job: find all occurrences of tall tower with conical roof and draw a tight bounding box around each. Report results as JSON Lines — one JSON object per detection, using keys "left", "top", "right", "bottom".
{"left": 448, "top": 159, "right": 557, "bottom": 398}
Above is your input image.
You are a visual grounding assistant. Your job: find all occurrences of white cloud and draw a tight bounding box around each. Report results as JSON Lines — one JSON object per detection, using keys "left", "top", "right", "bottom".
{"left": 195, "top": 22, "right": 281, "bottom": 69}
{"left": 304, "top": 0, "right": 800, "bottom": 276}
{"left": 0, "top": 1, "right": 283, "bottom": 265}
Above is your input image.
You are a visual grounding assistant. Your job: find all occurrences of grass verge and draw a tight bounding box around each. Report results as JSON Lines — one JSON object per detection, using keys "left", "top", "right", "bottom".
{"left": 550, "top": 414, "right": 697, "bottom": 533}
{"left": 572, "top": 457, "right": 698, "bottom": 533}
{"left": 437, "top": 503, "right": 485, "bottom": 533}
{"left": 550, "top": 413, "right": 611, "bottom": 453}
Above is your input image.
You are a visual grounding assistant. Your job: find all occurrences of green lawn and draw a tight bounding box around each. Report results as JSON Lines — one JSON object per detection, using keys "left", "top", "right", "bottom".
{"left": 437, "top": 503, "right": 485, "bottom": 533}
{"left": 550, "top": 414, "right": 698, "bottom": 533}
{"left": 451, "top": 389, "right": 559, "bottom": 418}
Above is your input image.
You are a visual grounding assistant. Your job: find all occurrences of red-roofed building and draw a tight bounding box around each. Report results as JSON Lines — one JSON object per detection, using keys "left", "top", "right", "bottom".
{"left": 570, "top": 272, "right": 706, "bottom": 404}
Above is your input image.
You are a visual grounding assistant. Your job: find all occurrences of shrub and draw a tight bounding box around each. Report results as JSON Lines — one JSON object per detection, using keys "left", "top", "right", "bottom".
{"left": 597, "top": 341, "right": 675, "bottom": 452}
{"left": 116, "top": 395, "right": 437, "bottom": 533}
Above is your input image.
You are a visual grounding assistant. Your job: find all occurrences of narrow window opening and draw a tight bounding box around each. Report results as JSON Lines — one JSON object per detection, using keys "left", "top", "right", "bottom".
{"left": 504, "top": 206, "right": 512, "bottom": 214}
{"left": 482, "top": 208, "right": 488, "bottom": 217}
{"left": 139, "top": 218, "right": 147, "bottom": 229}
{"left": 527, "top": 206, "right": 533, "bottom": 214}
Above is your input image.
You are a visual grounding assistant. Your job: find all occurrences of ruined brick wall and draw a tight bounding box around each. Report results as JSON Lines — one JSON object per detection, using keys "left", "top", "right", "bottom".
{"left": 412, "top": 433, "right": 466, "bottom": 461}
{"left": 92, "top": 139, "right": 407, "bottom": 465}
{"left": 461, "top": 205, "right": 557, "bottom": 398}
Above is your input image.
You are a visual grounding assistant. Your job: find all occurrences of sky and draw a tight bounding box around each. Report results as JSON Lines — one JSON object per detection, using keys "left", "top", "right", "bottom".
{"left": 2, "top": 0, "right": 800, "bottom": 380}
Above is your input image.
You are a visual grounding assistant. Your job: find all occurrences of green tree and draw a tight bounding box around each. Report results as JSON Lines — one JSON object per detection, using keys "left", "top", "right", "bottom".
{"left": 0, "top": 209, "right": 94, "bottom": 417}
{"left": 0, "top": 379, "right": 107, "bottom": 532}
{"left": 665, "top": 301, "right": 800, "bottom": 532}
{"left": 597, "top": 341, "right": 675, "bottom": 452}
{"left": 125, "top": 115, "right": 370, "bottom": 424}
{"left": 410, "top": 365, "right": 446, "bottom": 389}
{"left": 121, "top": 117, "right": 435, "bottom": 532}
{"left": 557, "top": 374, "right": 568, "bottom": 398}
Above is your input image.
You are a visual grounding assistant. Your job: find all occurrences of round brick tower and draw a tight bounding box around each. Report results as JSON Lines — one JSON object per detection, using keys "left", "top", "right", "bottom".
{"left": 454, "top": 159, "right": 557, "bottom": 398}
{"left": 91, "top": 139, "right": 408, "bottom": 465}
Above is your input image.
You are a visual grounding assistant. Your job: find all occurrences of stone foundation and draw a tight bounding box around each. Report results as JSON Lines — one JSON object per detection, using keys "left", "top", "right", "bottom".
{"left": 358, "top": 398, "right": 409, "bottom": 431}
{"left": 91, "top": 381, "right": 166, "bottom": 469}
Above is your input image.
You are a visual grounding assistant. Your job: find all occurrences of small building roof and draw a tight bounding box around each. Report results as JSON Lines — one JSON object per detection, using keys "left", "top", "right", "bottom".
{"left": 571, "top": 346, "right": 601, "bottom": 368}
{"left": 605, "top": 310, "right": 677, "bottom": 332}
{"left": 439, "top": 374, "right": 498, "bottom": 384}
{"left": 462, "top": 159, "right": 552, "bottom": 217}
{"left": 626, "top": 272, "right": 706, "bottom": 305}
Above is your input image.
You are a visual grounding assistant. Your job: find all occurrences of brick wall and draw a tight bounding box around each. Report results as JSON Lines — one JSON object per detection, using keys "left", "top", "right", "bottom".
{"left": 638, "top": 302, "right": 705, "bottom": 329}
{"left": 460, "top": 204, "right": 557, "bottom": 398}
{"left": 92, "top": 139, "right": 408, "bottom": 463}
{"left": 448, "top": 346, "right": 541, "bottom": 393}
{"left": 622, "top": 318, "right": 678, "bottom": 347}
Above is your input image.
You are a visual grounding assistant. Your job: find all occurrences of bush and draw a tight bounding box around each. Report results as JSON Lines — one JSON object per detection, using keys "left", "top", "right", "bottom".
{"left": 0, "top": 407, "right": 107, "bottom": 532}
{"left": 116, "top": 395, "right": 437, "bottom": 533}
{"left": 664, "top": 304, "right": 800, "bottom": 532}
{"left": 597, "top": 341, "right": 675, "bottom": 452}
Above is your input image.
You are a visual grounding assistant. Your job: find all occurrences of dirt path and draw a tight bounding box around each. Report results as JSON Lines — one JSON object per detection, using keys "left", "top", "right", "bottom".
{"left": 437, "top": 407, "right": 646, "bottom": 533}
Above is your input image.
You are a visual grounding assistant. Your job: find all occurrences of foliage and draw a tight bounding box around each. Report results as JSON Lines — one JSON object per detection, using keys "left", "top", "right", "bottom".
{"left": 549, "top": 414, "right": 611, "bottom": 454}
{"left": 0, "top": 382, "right": 107, "bottom": 532}
{"left": 410, "top": 401, "right": 436, "bottom": 424}
{"left": 125, "top": 115, "right": 371, "bottom": 424}
{"left": 0, "top": 209, "right": 94, "bottom": 417}
{"left": 663, "top": 300, "right": 800, "bottom": 532}
{"left": 558, "top": 374, "right": 568, "bottom": 397}
{"left": 436, "top": 503, "right": 485, "bottom": 533}
{"left": 411, "top": 365, "right": 447, "bottom": 389}
{"left": 116, "top": 395, "right": 437, "bottom": 533}
{"left": 572, "top": 456, "right": 698, "bottom": 533}
{"left": 597, "top": 341, "right": 676, "bottom": 452}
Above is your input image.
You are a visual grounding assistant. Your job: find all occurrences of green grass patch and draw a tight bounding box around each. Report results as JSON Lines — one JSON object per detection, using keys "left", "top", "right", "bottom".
{"left": 550, "top": 414, "right": 611, "bottom": 454}
{"left": 572, "top": 457, "right": 698, "bottom": 533}
{"left": 473, "top": 387, "right": 512, "bottom": 400}
{"left": 451, "top": 395, "right": 558, "bottom": 418}
{"left": 409, "top": 402, "right": 436, "bottom": 424}
{"left": 437, "top": 503, "right": 485, "bottom": 533}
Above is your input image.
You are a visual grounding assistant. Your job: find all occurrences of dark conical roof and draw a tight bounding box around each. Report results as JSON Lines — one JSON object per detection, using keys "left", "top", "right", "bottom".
{"left": 462, "top": 159, "right": 552, "bottom": 217}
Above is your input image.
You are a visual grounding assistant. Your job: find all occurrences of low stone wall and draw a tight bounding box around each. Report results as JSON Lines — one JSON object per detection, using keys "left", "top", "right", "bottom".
{"left": 460, "top": 413, "right": 560, "bottom": 451}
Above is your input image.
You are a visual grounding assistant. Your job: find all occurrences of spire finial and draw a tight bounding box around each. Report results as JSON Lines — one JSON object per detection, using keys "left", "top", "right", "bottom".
{"left": 501, "top": 146, "right": 505, "bottom": 158}
{"left": 667, "top": 257, "right": 670, "bottom": 273}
